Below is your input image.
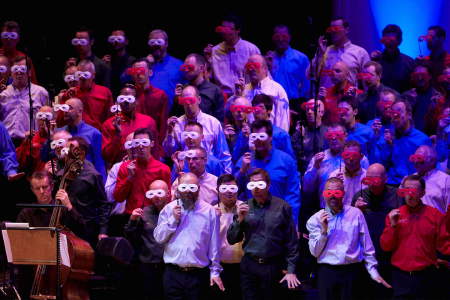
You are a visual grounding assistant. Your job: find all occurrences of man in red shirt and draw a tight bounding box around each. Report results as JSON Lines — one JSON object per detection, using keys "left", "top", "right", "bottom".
{"left": 0, "top": 21, "right": 37, "bottom": 83}
{"left": 59, "top": 60, "right": 113, "bottom": 130}
{"left": 130, "top": 58, "right": 168, "bottom": 144}
{"left": 380, "top": 174, "right": 448, "bottom": 299}
{"left": 114, "top": 128, "right": 171, "bottom": 214}
{"left": 102, "top": 84, "right": 160, "bottom": 166}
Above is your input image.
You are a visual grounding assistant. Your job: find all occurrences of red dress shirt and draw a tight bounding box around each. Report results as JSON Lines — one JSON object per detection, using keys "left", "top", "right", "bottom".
{"left": 113, "top": 157, "right": 171, "bottom": 214}
{"left": 135, "top": 85, "right": 168, "bottom": 143}
{"left": 380, "top": 204, "right": 448, "bottom": 271}
{"left": 324, "top": 82, "right": 362, "bottom": 125}
{"left": 101, "top": 112, "right": 161, "bottom": 164}
{"left": 15, "top": 132, "right": 47, "bottom": 172}
{"left": 59, "top": 83, "right": 114, "bottom": 130}
{"left": 0, "top": 48, "right": 38, "bottom": 83}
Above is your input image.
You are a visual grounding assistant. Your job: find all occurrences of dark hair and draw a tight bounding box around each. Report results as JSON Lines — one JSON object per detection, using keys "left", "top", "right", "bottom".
{"left": 393, "top": 97, "right": 413, "bottom": 115}
{"left": 379, "top": 87, "right": 400, "bottom": 100}
{"left": 217, "top": 174, "right": 236, "bottom": 186}
{"left": 30, "top": 171, "right": 53, "bottom": 186}
{"left": 413, "top": 62, "right": 432, "bottom": 75}
{"left": 221, "top": 14, "right": 243, "bottom": 30}
{"left": 182, "top": 85, "right": 201, "bottom": 98}
{"left": 343, "top": 140, "right": 362, "bottom": 153}
{"left": 120, "top": 84, "right": 137, "bottom": 95}
{"left": 2, "top": 21, "right": 20, "bottom": 34}
{"left": 189, "top": 146, "right": 207, "bottom": 158}
{"left": 402, "top": 174, "right": 426, "bottom": 191}
{"left": 75, "top": 26, "right": 94, "bottom": 41}
{"left": 252, "top": 94, "right": 273, "bottom": 111}
{"left": 68, "top": 136, "right": 89, "bottom": 154}
{"left": 185, "top": 121, "right": 203, "bottom": 132}
{"left": 428, "top": 25, "right": 446, "bottom": 39}
{"left": 338, "top": 95, "right": 358, "bottom": 110}
{"left": 382, "top": 24, "right": 403, "bottom": 44}
{"left": 134, "top": 127, "right": 155, "bottom": 141}
{"left": 249, "top": 168, "right": 270, "bottom": 185}
{"left": 364, "top": 61, "right": 383, "bottom": 77}
{"left": 250, "top": 119, "right": 273, "bottom": 137}
{"left": 13, "top": 55, "right": 27, "bottom": 65}
{"left": 331, "top": 16, "right": 349, "bottom": 29}
{"left": 273, "top": 24, "right": 290, "bottom": 34}
{"left": 132, "top": 57, "right": 153, "bottom": 70}
{"left": 186, "top": 53, "right": 207, "bottom": 67}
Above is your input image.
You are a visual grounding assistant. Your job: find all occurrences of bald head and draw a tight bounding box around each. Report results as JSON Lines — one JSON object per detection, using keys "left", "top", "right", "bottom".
{"left": 416, "top": 145, "right": 437, "bottom": 163}
{"left": 39, "top": 105, "right": 53, "bottom": 113}
{"left": 52, "top": 130, "right": 72, "bottom": 141}
{"left": 179, "top": 172, "right": 199, "bottom": 185}
{"left": 150, "top": 180, "right": 169, "bottom": 192}
{"left": 234, "top": 97, "right": 251, "bottom": 107}
{"left": 66, "top": 98, "right": 83, "bottom": 111}
{"left": 77, "top": 60, "right": 95, "bottom": 73}
{"left": 248, "top": 54, "right": 268, "bottom": 71}
{"left": 366, "top": 163, "right": 386, "bottom": 178}
{"left": 331, "top": 61, "right": 350, "bottom": 84}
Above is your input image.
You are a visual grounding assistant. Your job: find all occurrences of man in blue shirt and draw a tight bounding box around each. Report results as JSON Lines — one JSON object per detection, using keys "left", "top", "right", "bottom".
{"left": 0, "top": 121, "right": 19, "bottom": 179}
{"left": 147, "top": 29, "right": 185, "bottom": 110}
{"left": 374, "top": 98, "right": 431, "bottom": 185}
{"left": 233, "top": 119, "right": 300, "bottom": 224}
{"left": 59, "top": 98, "right": 106, "bottom": 182}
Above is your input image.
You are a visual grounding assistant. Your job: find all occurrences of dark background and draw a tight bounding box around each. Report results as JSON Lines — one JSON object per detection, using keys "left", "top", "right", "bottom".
{"left": 1, "top": 3, "right": 332, "bottom": 96}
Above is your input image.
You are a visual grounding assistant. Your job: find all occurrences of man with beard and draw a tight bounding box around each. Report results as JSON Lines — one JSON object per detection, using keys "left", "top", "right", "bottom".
{"left": 154, "top": 172, "right": 224, "bottom": 300}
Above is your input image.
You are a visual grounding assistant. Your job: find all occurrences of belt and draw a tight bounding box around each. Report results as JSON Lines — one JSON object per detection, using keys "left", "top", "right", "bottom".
{"left": 394, "top": 265, "right": 436, "bottom": 276}
{"left": 167, "top": 263, "right": 206, "bottom": 272}
{"left": 247, "top": 254, "right": 282, "bottom": 264}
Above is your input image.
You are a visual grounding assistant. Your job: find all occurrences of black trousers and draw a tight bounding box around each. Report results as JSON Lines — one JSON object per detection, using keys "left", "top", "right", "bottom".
{"left": 391, "top": 266, "right": 438, "bottom": 300}
{"left": 210, "top": 262, "right": 242, "bottom": 300}
{"left": 140, "top": 263, "right": 165, "bottom": 300}
{"left": 317, "top": 262, "right": 366, "bottom": 300}
{"left": 240, "top": 254, "right": 284, "bottom": 300}
{"left": 163, "top": 264, "right": 209, "bottom": 300}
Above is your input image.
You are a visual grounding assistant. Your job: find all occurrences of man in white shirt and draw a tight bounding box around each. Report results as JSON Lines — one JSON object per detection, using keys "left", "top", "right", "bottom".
{"left": 307, "top": 176, "right": 391, "bottom": 300}
{"left": 408, "top": 145, "right": 449, "bottom": 213}
{"left": 204, "top": 15, "right": 260, "bottom": 97}
{"left": 242, "top": 54, "right": 290, "bottom": 132}
{"left": 154, "top": 172, "right": 224, "bottom": 299}
{"left": 308, "top": 17, "right": 370, "bottom": 88}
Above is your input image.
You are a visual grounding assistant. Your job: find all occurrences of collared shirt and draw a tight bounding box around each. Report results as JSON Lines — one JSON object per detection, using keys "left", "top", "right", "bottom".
{"left": 101, "top": 113, "right": 159, "bottom": 164}
{"left": 64, "top": 160, "right": 111, "bottom": 235}
{"left": 232, "top": 124, "right": 295, "bottom": 163}
{"left": 303, "top": 149, "right": 369, "bottom": 208}
{"left": 306, "top": 205, "right": 380, "bottom": 279}
{"left": 0, "top": 48, "right": 38, "bottom": 83}
{"left": 59, "top": 83, "right": 114, "bottom": 131}
{"left": 271, "top": 46, "right": 310, "bottom": 99}
{"left": 104, "top": 161, "right": 126, "bottom": 215}
{"left": 227, "top": 195, "right": 299, "bottom": 273}
{"left": 346, "top": 122, "right": 372, "bottom": 156}
{"left": 0, "top": 83, "right": 48, "bottom": 139}
{"left": 211, "top": 38, "right": 261, "bottom": 95}
{"left": 291, "top": 125, "right": 328, "bottom": 174}
{"left": 163, "top": 111, "right": 232, "bottom": 174}
{"left": 309, "top": 41, "right": 370, "bottom": 88}
{"left": 357, "top": 84, "right": 387, "bottom": 124}
{"left": 124, "top": 205, "right": 165, "bottom": 264}
{"left": 378, "top": 49, "right": 415, "bottom": 93}
{"left": 375, "top": 127, "right": 431, "bottom": 184}
{"left": 170, "top": 153, "right": 224, "bottom": 182}
{"left": 413, "top": 169, "right": 449, "bottom": 213}
{"left": 380, "top": 204, "right": 448, "bottom": 272}
{"left": 154, "top": 199, "right": 222, "bottom": 278}
{"left": 216, "top": 200, "right": 244, "bottom": 264}
{"left": 135, "top": 85, "right": 168, "bottom": 143}
{"left": 233, "top": 149, "right": 301, "bottom": 224}
{"left": 150, "top": 54, "right": 185, "bottom": 108}
{"left": 243, "top": 77, "right": 290, "bottom": 132}
{"left": 61, "top": 121, "right": 107, "bottom": 182}
{"left": 114, "top": 157, "right": 171, "bottom": 214}
{"left": 171, "top": 172, "right": 218, "bottom": 205}
{"left": 329, "top": 168, "right": 367, "bottom": 206}
{"left": 324, "top": 82, "right": 362, "bottom": 125}
{"left": 0, "top": 121, "right": 18, "bottom": 176}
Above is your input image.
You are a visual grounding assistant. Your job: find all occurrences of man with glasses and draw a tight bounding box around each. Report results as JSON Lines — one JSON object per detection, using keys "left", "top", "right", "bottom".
{"left": 154, "top": 172, "right": 223, "bottom": 300}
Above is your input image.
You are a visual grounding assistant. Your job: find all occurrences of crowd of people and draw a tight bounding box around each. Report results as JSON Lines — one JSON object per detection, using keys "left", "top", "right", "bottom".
{"left": 0, "top": 14, "right": 449, "bottom": 300}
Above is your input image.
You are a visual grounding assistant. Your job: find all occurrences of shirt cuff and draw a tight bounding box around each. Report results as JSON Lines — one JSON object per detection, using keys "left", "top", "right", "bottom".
{"left": 368, "top": 267, "right": 380, "bottom": 281}
{"left": 6, "top": 170, "right": 17, "bottom": 177}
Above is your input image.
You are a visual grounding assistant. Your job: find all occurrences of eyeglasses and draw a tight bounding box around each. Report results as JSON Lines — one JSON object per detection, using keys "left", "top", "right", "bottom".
{"left": 324, "top": 131, "right": 345, "bottom": 140}
{"left": 107, "top": 35, "right": 125, "bottom": 44}
{"left": 64, "top": 74, "right": 78, "bottom": 83}
{"left": 245, "top": 62, "right": 261, "bottom": 72}
{"left": 11, "top": 65, "right": 27, "bottom": 74}
{"left": 178, "top": 96, "right": 197, "bottom": 105}
{"left": 126, "top": 67, "right": 146, "bottom": 76}
{"left": 301, "top": 102, "right": 316, "bottom": 111}
{"left": 1, "top": 32, "right": 18, "bottom": 39}
{"left": 124, "top": 139, "right": 152, "bottom": 149}
{"left": 380, "top": 36, "right": 396, "bottom": 44}
{"left": 71, "top": 38, "right": 89, "bottom": 46}
{"left": 110, "top": 105, "right": 121, "bottom": 113}
{"left": 148, "top": 38, "right": 165, "bottom": 47}
{"left": 356, "top": 72, "right": 374, "bottom": 80}
{"left": 249, "top": 132, "right": 269, "bottom": 142}
{"left": 180, "top": 64, "right": 195, "bottom": 72}
{"left": 337, "top": 107, "right": 350, "bottom": 114}
{"left": 325, "top": 26, "right": 344, "bottom": 33}
{"left": 230, "top": 105, "right": 254, "bottom": 113}
{"left": 117, "top": 95, "right": 136, "bottom": 104}
{"left": 409, "top": 154, "right": 425, "bottom": 163}
{"left": 181, "top": 131, "right": 200, "bottom": 140}
{"left": 53, "top": 104, "right": 70, "bottom": 112}
{"left": 247, "top": 181, "right": 267, "bottom": 190}
{"left": 178, "top": 183, "right": 199, "bottom": 193}
{"left": 322, "top": 190, "right": 344, "bottom": 198}
{"left": 215, "top": 26, "right": 233, "bottom": 34}
{"left": 342, "top": 150, "right": 361, "bottom": 160}
{"left": 36, "top": 112, "right": 53, "bottom": 121}
{"left": 397, "top": 188, "right": 420, "bottom": 198}
{"left": 219, "top": 184, "right": 238, "bottom": 193}
{"left": 51, "top": 139, "right": 66, "bottom": 150}
{"left": 272, "top": 33, "right": 289, "bottom": 40}
{"left": 75, "top": 71, "right": 92, "bottom": 80}
{"left": 0, "top": 66, "right": 8, "bottom": 73}
{"left": 361, "top": 177, "right": 383, "bottom": 186}
{"left": 145, "top": 189, "right": 166, "bottom": 199}
{"left": 178, "top": 150, "right": 196, "bottom": 160}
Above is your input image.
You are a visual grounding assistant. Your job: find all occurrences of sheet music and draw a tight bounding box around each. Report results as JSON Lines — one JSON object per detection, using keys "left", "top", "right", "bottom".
{"left": 60, "top": 233, "right": 71, "bottom": 267}
{"left": 1, "top": 230, "right": 12, "bottom": 263}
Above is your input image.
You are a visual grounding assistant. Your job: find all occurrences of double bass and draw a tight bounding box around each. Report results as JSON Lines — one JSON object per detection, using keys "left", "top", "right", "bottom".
{"left": 30, "top": 144, "right": 95, "bottom": 300}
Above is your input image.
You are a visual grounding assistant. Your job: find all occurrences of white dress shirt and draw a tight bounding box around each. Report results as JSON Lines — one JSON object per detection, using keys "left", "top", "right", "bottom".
{"left": 0, "top": 83, "right": 49, "bottom": 139}
{"left": 329, "top": 168, "right": 367, "bottom": 206}
{"left": 216, "top": 200, "right": 244, "bottom": 264}
{"left": 154, "top": 199, "right": 222, "bottom": 278}
{"left": 171, "top": 172, "right": 218, "bottom": 205}
{"left": 162, "top": 111, "right": 232, "bottom": 174}
{"left": 306, "top": 205, "right": 380, "bottom": 279}
{"left": 413, "top": 169, "right": 449, "bottom": 213}
{"left": 243, "top": 77, "right": 290, "bottom": 132}
{"left": 104, "top": 161, "right": 126, "bottom": 215}
{"left": 211, "top": 38, "right": 261, "bottom": 94}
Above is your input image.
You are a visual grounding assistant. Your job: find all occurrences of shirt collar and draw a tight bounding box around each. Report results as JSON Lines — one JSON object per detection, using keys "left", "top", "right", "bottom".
{"left": 252, "top": 194, "right": 271, "bottom": 208}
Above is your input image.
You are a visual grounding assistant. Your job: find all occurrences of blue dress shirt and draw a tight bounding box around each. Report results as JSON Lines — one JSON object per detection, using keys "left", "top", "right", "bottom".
{"left": 0, "top": 121, "right": 18, "bottom": 176}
